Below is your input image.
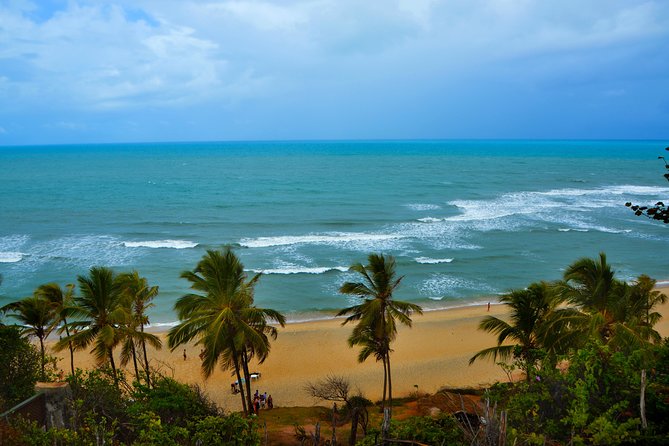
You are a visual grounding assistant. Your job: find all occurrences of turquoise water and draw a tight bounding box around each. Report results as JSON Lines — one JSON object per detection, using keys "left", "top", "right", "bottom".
{"left": 1, "top": 140, "right": 668, "bottom": 325}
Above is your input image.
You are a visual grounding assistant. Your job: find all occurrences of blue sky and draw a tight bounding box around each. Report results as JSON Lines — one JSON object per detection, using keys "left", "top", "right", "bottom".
{"left": 0, "top": 0, "right": 668, "bottom": 145}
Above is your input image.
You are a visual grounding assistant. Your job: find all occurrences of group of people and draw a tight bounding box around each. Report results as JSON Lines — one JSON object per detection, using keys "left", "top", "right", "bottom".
{"left": 252, "top": 390, "right": 273, "bottom": 414}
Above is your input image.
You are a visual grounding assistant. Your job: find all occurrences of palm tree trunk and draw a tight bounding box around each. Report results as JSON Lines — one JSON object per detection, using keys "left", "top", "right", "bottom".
{"left": 130, "top": 341, "right": 140, "bottom": 384}
{"left": 382, "top": 355, "right": 388, "bottom": 410}
{"left": 63, "top": 320, "right": 75, "bottom": 379}
{"left": 640, "top": 369, "right": 647, "bottom": 429}
{"left": 386, "top": 352, "right": 393, "bottom": 418}
{"left": 108, "top": 348, "right": 118, "bottom": 386}
{"left": 231, "top": 345, "right": 248, "bottom": 416}
{"left": 39, "top": 334, "right": 46, "bottom": 381}
{"left": 140, "top": 322, "right": 151, "bottom": 388}
{"left": 241, "top": 349, "right": 254, "bottom": 414}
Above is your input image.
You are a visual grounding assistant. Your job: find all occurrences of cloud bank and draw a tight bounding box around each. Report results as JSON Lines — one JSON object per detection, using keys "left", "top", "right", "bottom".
{"left": 0, "top": 0, "right": 668, "bottom": 143}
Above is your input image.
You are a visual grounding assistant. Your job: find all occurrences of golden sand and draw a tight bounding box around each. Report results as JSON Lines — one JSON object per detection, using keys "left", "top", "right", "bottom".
{"left": 49, "top": 287, "right": 669, "bottom": 412}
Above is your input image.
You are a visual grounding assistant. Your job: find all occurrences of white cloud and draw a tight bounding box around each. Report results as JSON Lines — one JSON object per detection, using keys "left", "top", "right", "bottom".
{"left": 1, "top": 0, "right": 668, "bottom": 142}
{"left": 207, "top": 1, "right": 308, "bottom": 32}
{"left": 0, "top": 2, "right": 262, "bottom": 111}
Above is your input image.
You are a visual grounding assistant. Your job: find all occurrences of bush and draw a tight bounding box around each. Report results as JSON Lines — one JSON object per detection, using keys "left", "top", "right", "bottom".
{"left": 356, "top": 414, "right": 465, "bottom": 446}
{"left": 129, "top": 376, "right": 219, "bottom": 427}
{"left": 190, "top": 414, "right": 260, "bottom": 446}
{"left": 0, "top": 326, "right": 42, "bottom": 411}
{"left": 67, "top": 368, "right": 128, "bottom": 429}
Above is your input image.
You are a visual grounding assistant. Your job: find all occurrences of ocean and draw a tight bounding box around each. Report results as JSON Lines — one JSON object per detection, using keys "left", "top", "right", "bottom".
{"left": 1, "top": 140, "right": 668, "bottom": 325}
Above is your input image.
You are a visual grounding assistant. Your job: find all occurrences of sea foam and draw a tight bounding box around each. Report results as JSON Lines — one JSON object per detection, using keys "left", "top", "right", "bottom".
{"left": 123, "top": 240, "right": 198, "bottom": 249}
{"left": 239, "top": 232, "right": 402, "bottom": 248}
{"left": 405, "top": 203, "right": 441, "bottom": 211}
{"left": 0, "top": 252, "right": 23, "bottom": 263}
{"left": 417, "top": 217, "right": 443, "bottom": 223}
{"left": 415, "top": 257, "right": 454, "bottom": 264}
{"left": 248, "top": 266, "right": 349, "bottom": 275}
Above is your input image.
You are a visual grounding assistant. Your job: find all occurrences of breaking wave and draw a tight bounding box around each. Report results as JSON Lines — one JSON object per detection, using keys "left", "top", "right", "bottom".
{"left": 248, "top": 266, "right": 349, "bottom": 275}
{"left": 0, "top": 252, "right": 23, "bottom": 263}
{"left": 239, "top": 232, "right": 403, "bottom": 248}
{"left": 415, "top": 257, "right": 454, "bottom": 264}
{"left": 123, "top": 240, "right": 198, "bottom": 249}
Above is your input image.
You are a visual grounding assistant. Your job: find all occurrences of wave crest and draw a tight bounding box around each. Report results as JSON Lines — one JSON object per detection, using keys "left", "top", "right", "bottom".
{"left": 415, "top": 257, "right": 454, "bottom": 264}
{"left": 239, "top": 232, "right": 402, "bottom": 248}
{"left": 0, "top": 252, "right": 23, "bottom": 263}
{"left": 417, "top": 217, "right": 443, "bottom": 223}
{"left": 248, "top": 266, "right": 349, "bottom": 275}
{"left": 405, "top": 203, "right": 441, "bottom": 211}
{"left": 123, "top": 240, "right": 198, "bottom": 249}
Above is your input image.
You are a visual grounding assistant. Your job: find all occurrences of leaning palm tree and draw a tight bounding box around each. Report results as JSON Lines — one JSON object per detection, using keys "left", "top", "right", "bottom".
{"left": 1, "top": 295, "right": 55, "bottom": 380}
{"left": 557, "top": 254, "right": 667, "bottom": 430}
{"left": 555, "top": 253, "right": 665, "bottom": 352}
{"left": 337, "top": 253, "right": 422, "bottom": 419}
{"left": 231, "top": 292, "right": 286, "bottom": 412}
{"left": 35, "top": 283, "right": 77, "bottom": 378}
{"left": 56, "top": 267, "right": 128, "bottom": 385}
{"left": 167, "top": 247, "right": 285, "bottom": 416}
{"left": 116, "top": 271, "right": 162, "bottom": 386}
{"left": 469, "top": 281, "right": 563, "bottom": 381}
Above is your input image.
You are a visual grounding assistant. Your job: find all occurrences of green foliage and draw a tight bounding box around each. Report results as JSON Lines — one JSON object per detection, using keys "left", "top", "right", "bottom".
{"left": 392, "top": 414, "right": 465, "bottom": 445}
{"left": 338, "top": 252, "right": 423, "bottom": 414}
{"left": 5, "top": 414, "right": 118, "bottom": 446}
{"left": 168, "top": 247, "right": 285, "bottom": 416}
{"left": 129, "top": 376, "right": 219, "bottom": 427}
{"left": 67, "top": 368, "right": 128, "bottom": 427}
{"left": 0, "top": 325, "right": 42, "bottom": 411}
{"left": 131, "top": 411, "right": 188, "bottom": 446}
{"left": 356, "top": 414, "right": 465, "bottom": 445}
{"left": 637, "top": 338, "right": 669, "bottom": 442}
{"left": 500, "top": 342, "right": 648, "bottom": 445}
{"left": 190, "top": 414, "right": 260, "bottom": 446}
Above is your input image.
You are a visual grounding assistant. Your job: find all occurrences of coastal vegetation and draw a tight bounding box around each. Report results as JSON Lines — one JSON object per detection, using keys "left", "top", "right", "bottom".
{"left": 167, "top": 247, "right": 286, "bottom": 417}
{"left": 0, "top": 251, "right": 667, "bottom": 445}
{"left": 337, "top": 253, "right": 423, "bottom": 437}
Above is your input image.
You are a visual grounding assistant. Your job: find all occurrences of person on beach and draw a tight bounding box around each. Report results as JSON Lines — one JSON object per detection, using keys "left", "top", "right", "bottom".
{"left": 487, "top": 302, "right": 490, "bottom": 311}
{"left": 267, "top": 394, "right": 273, "bottom": 409}
{"left": 183, "top": 349, "right": 187, "bottom": 361}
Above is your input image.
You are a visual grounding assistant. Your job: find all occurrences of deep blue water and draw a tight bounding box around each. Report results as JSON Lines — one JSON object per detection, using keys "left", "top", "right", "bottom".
{"left": 1, "top": 140, "right": 668, "bottom": 324}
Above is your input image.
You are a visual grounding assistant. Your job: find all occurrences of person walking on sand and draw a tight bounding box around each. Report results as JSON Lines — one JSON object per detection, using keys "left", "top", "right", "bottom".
{"left": 183, "top": 349, "right": 187, "bottom": 361}
{"left": 487, "top": 302, "right": 490, "bottom": 312}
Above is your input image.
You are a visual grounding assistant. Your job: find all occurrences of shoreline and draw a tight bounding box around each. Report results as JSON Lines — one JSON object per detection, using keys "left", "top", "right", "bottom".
{"left": 142, "top": 298, "right": 501, "bottom": 331}
{"left": 47, "top": 288, "right": 669, "bottom": 412}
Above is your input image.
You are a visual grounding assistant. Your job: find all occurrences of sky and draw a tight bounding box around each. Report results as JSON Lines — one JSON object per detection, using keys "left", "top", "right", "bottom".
{"left": 0, "top": 0, "right": 668, "bottom": 145}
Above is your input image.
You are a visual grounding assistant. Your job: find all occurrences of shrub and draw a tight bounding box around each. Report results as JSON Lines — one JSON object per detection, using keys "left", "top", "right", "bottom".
{"left": 129, "top": 376, "right": 219, "bottom": 427}
{"left": 0, "top": 326, "right": 42, "bottom": 411}
{"left": 356, "top": 414, "right": 465, "bottom": 446}
{"left": 190, "top": 414, "right": 260, "bottom": 446}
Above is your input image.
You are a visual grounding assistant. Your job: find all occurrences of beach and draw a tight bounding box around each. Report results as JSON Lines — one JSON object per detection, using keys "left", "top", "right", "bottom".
{"left": 48, "top": 286, "right": 669, "bottom": 412}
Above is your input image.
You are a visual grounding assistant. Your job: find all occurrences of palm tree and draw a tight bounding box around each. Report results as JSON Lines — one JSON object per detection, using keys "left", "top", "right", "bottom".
{"left": 56, "top": 267, "right": 128, "bottom": 385}
{"left": 167, "top": 247, "right": 285, "bottom": 416}
{"left": 556, "top": 253, "right": 666, "bottom": 352}
{"left": 469, "top": 281, "right": 563, "bottom": 381}
{"left": 1, "top": 295, "right": 56, "bottom": 380}
{"left": 35, "top": 283, "right": 77, "bottom": 378}
{"left": 337, "top": 253, "right": 423, "bottom": 418}
{"left": 116, "top": 271, "right": 162, "bottom": 386}
{"left": 558, "top": 254, "right": 667, "bottom": 431}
